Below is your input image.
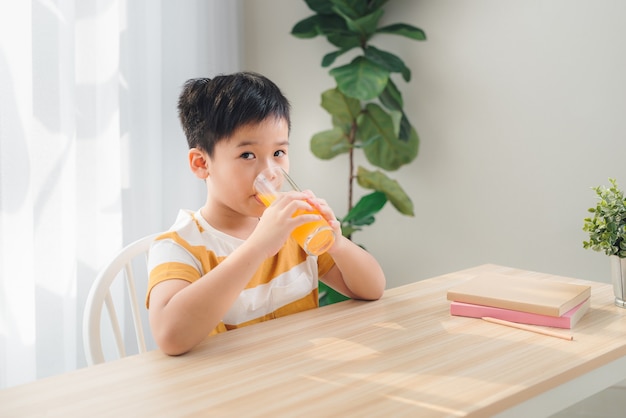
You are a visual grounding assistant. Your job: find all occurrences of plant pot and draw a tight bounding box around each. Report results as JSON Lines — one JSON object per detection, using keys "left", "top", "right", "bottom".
{"left": 609, "top": 255, "right": 626, "bottom": 308}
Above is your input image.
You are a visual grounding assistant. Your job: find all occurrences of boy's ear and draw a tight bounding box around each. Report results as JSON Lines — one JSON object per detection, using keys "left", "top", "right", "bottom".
{"left": 189, "top": 148, "right": 209, "bottom": 179}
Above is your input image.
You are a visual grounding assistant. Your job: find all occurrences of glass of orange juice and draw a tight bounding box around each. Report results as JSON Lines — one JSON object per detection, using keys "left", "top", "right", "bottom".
{"left": 254, "top": 166, "right": 335, "bottom": 256}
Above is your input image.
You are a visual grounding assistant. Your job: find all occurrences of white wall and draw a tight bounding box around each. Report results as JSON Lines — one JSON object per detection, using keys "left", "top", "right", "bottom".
{"left": 241, "top": 0, "right": 626, "bottom": 288}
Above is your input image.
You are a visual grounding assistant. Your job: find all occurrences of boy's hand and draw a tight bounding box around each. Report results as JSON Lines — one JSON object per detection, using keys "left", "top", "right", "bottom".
{"left": 302, "top": 190, "right": 344, "bottom": 251}
{"left": 250, "top": 191, "right": 321, "bottom": 258}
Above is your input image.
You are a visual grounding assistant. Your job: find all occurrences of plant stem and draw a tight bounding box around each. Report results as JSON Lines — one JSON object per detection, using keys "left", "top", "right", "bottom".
{"left": 347, "top": 121, "right": 357, "bottom": 213}
{"left": 346, "top": 121, "right": 357, "bottom": 241}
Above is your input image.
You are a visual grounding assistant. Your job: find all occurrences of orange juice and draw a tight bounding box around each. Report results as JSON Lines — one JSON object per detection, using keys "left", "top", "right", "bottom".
{"left": 258, "top": 194, "right": 276, "bottom": 207}
{"left": 291, "top": 217, "right": 335, "bottom": 255}
{"left": 257, "top": 193, "right": 335, "bottom": 256}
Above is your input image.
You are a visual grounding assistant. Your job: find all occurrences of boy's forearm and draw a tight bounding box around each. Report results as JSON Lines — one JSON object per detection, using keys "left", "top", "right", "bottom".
{"left": 326, "top": 236, "right": 386, "bottom": 300}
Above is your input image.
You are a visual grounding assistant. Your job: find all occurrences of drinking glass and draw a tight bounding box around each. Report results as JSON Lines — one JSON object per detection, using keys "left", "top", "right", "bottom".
{"left": 254, "top": 166, "right": 335, "bottom": 256}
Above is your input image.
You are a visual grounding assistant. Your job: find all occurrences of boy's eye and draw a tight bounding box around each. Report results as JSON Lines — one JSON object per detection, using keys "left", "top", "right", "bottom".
{"left": 240, "top": 152, "right": 254, "bottom": 160}
{"left": 274, "top": 150, "right": 286, "bottom": 157}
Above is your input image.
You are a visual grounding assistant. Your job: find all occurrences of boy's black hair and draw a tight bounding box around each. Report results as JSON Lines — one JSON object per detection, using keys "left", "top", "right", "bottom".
{"left": 177, "top": 72, "right": 291, "bottom": 156}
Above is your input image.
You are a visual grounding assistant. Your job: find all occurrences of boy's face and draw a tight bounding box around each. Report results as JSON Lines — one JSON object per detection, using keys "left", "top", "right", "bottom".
{"left": 205, "top": 117, "right": 290, "bottom": 218}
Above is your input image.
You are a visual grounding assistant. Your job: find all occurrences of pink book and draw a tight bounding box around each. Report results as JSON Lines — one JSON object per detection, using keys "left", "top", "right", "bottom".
{"left": 450, "top": 297, "right": 590, "bottom": 329}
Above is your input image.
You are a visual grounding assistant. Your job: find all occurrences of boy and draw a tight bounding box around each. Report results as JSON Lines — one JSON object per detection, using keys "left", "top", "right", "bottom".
{"left": 147, "top": 72, "right": 386, "bottom": 356}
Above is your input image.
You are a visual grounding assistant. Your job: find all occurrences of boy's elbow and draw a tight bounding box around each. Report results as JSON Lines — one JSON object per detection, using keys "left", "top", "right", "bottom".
{"left": 369, "top": 273, "right": 386, "bottom": 300}
{"left": 159, "top": 340, "right": 192, "bottom": 357}
{"left": 152, "top": 324, "right": 195, "bottom": 356}
{"left": 368, "top": 284, "right": 385, "bottom": 301}
{"left": 356, "top": 278, "right": 386, "bottom": 301}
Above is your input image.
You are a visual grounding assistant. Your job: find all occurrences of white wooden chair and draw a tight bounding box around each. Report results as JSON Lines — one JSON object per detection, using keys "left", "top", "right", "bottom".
{"left": 82, "top": 233, "right": 161, "bottom": 365}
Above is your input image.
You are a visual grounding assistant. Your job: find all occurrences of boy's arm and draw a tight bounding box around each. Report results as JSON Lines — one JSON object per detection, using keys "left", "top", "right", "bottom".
{"left": 307, "top": 193, "right": 386, "bottom": 300}
{"left": 321, "top": 233, "right": 386, "bottom": 301}
{"left": 148, "top": 239, "right": 268, "bottom": 356}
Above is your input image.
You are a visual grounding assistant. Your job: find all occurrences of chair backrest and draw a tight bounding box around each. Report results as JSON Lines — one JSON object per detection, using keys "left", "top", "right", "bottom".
{"left": 83, "top": 233, "right": 161, "bottom": 365}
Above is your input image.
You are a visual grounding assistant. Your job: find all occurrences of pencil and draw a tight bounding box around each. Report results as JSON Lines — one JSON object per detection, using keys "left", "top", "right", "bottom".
{"left": 481, "top": 317, "right": 574, "bottom": 341}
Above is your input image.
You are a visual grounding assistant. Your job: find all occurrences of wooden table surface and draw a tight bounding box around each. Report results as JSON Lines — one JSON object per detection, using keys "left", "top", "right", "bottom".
{"left": 2, "top": 264, "right": 626, "bottom": 417}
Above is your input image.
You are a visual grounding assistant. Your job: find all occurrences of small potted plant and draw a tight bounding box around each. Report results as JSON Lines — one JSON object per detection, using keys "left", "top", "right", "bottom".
{"left": 583, "top": 178, "right": 626, "bottom": 307}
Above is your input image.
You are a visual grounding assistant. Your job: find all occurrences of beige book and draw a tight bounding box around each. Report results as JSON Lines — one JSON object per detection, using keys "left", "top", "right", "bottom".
{"left": 447, "top": 274, "right": 591, "bottom": 317}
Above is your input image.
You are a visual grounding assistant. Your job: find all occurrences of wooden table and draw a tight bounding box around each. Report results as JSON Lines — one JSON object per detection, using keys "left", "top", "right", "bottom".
{"left": 2, "top": 264, "right": 626, "bottom": 417}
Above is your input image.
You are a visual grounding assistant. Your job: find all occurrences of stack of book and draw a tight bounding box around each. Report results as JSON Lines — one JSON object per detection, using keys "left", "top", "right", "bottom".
{"left": 446, "top": 274, "right": 592, "bottom": 329}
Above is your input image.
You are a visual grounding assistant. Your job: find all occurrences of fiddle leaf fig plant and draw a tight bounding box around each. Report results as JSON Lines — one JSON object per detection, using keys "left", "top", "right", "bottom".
{"left": 292, "top": 0, "right": 426, "bottom": 240}
{"left": 583, "top": 178, "right": 626, "bottom": 257}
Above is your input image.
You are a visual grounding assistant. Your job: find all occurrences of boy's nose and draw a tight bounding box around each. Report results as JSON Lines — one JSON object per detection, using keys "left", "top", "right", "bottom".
{"left": 267, "top": 166, "right": 281, "bottom": 182}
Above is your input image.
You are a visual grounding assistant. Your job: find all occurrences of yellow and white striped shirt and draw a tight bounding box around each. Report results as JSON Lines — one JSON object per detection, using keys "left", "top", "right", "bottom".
{"left": 146, "top": 210, "right": 335, "bottom": 335}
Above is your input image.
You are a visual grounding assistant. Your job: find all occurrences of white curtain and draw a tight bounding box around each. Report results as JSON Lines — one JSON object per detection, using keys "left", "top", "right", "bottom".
{"left": 0, "top": 0, "right": 241, "bottom": 389}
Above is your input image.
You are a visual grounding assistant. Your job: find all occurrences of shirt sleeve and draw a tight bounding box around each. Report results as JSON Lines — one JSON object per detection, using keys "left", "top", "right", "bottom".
{"left": 145, "top": 233, "right": 203, "bottom": 308}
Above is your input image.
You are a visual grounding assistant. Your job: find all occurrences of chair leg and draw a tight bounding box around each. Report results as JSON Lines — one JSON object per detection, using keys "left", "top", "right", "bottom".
{"left": 104, "top": 292, "right": 127, "bottom": 358}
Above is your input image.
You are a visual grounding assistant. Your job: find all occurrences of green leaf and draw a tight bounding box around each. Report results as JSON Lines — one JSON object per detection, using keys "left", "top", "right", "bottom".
{"left": 342, "top": 191, "right": 388, "bottom": 224}
{"left": 327, "top": 33, "right": 362, "bottom": 49}
{"left": 364, "top": 46, "right": 411, "bottom": 82}
{"left": 322, "top": 49, "right": 350, "bottom": 67}
{"left": 295, "top": 11, "right": 360, "bottom": 48}
{"left": 291, "top": 15, "right": 322, "bottom": 38}
{"left": 379, "top": 78, "right": 403, "bottom": 110}
{"left": 397, "top": 114, "right": 413, "bottom": 142}
{"left": 388, "top": 111, "right": 403, "bottom": 138}
{"left": 330, "top": 115, "right": 352, "bottom": 134}
{"left": 356, "top": 167, "right": 414, "bottom": 216}
{"left": 330, "top": 56, "right": 389, "bottom": 101}
{"left": 379, "top": 79, "right": 413, "bottom": 141}
{"left": 357, "top": 103, "right": 418, "bottom": 170}
{"left": 315, "top": 15, "right": 350, "bottom": 36}
{"left": 336, "top": 8, "right": 384, "bottom": 38}
{"left": 377, "top": 23, "right": 427, "bottom": 41}
{"left": 304, "top": 0, "right": 336, "bottom": 15}
{"left": 367, "top": 0, "right": 389, "bottom": 12}
{"left": 291, "top": 14, "right": 350, "bottom": 42}
{"left": 329, "top": 0, "right": 371, "bottom": 19}
{"left": 291, "top": 14, "right": 352, "bottom": 38}
{"left": 310, "top": 128, "right": 351, "bottom": 159}
{"left": 320, "top": 88, "right": 361, "bottom": 128}
{"left": 319, "top": 281, "right": 349, "bottom": 306}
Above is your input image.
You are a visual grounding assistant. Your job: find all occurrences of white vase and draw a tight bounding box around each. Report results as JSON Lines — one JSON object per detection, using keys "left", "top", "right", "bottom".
{"left": 609, "top": 255, "right": 626, "bottom": 308}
